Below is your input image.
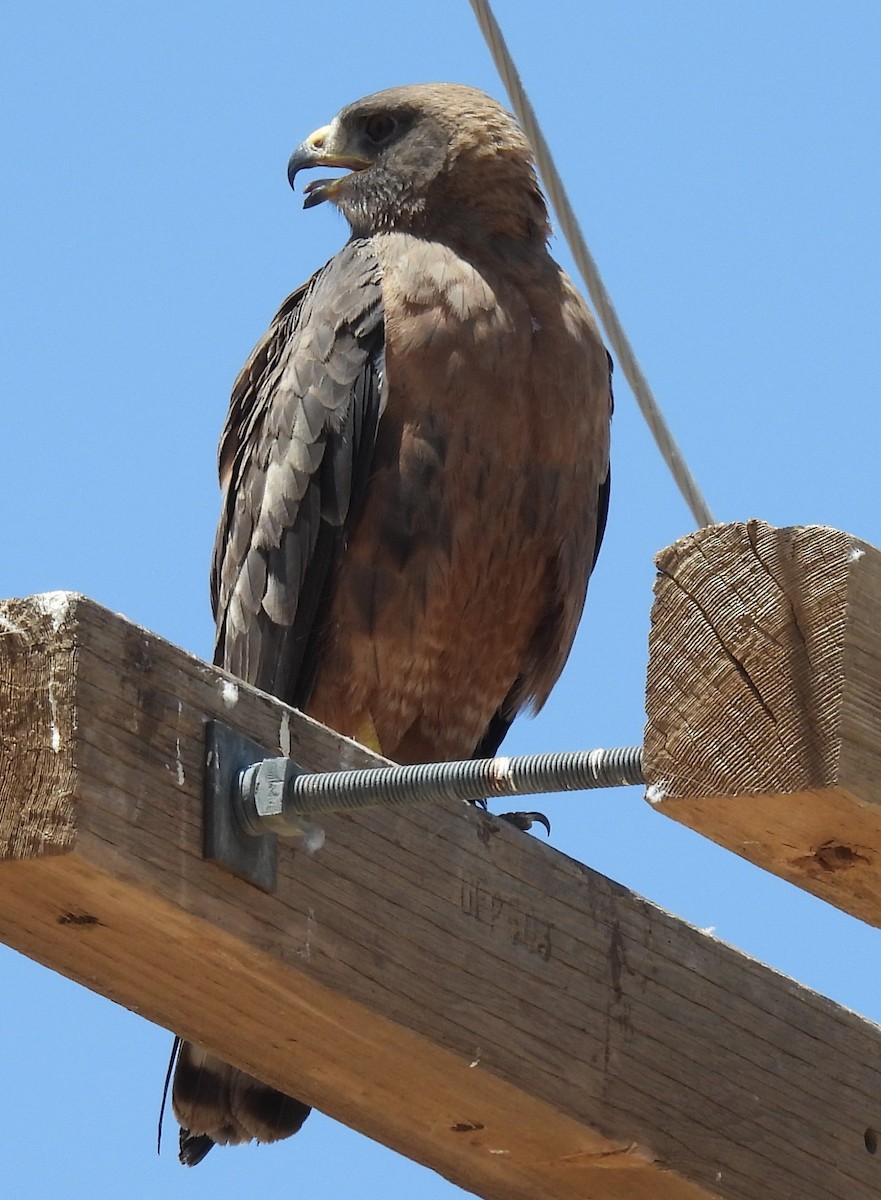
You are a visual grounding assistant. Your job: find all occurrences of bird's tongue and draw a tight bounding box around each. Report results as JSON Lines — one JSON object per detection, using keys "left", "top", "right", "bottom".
{"left": 302, "top": 176, "right": 341, "bottom": 209}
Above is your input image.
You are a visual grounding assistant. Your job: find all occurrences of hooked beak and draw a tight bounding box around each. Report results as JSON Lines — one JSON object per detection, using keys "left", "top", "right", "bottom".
{"left": 287, "top": 123, "right": 372, "bottom": 209}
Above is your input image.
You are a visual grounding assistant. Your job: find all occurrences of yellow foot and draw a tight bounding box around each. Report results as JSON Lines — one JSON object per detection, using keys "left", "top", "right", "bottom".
{"left": 354, "top": 715, "right": 383, "bottom": 756}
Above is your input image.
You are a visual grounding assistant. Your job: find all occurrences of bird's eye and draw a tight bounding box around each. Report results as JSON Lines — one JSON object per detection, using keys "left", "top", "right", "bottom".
{"left": 363, "top": 113, "right": 397, "bottom": 145}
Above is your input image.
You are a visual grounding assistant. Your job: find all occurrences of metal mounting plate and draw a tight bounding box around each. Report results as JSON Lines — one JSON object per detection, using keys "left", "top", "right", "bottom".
{"left": 203, "top": 720, "right": 277, "bottom": 892}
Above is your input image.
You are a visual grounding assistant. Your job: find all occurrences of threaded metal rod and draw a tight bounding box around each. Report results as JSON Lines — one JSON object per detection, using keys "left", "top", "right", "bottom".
{"left": 239, "top": 746, "right": 645, "bottom": 837}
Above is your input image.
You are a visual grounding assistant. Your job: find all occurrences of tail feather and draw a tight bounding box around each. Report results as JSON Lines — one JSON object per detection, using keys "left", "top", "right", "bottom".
{"left": 172, "top": 1041, "right": 311, "bottom": 1165}
{"left": 179, "top": 1130, "right": 216, "bottom": 1168}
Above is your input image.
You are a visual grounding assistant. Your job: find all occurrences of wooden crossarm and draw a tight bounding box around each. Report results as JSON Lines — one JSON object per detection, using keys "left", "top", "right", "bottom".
{"left": 2, "top": 591, "right": 881, "bottom": 1198}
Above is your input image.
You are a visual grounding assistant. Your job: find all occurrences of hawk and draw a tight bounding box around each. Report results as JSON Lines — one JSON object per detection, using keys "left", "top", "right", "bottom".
{"left": 171, "top": 82, "right": 612, "bottom": 1164}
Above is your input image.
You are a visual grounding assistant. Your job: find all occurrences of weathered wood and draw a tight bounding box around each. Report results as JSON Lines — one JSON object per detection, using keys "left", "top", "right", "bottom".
{"left": 645, "top": 520, "right": 881, "bottom": 928}
{"left": 2, "top": 592, "right": 881, "bottom": 1200}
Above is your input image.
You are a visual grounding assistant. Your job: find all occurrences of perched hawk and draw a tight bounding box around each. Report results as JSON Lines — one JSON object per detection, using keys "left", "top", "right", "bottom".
{"left": 172, "top": 82, "right": 612, "bottom": 1164}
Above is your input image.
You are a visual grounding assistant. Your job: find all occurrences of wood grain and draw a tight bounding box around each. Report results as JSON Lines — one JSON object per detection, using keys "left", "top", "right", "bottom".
{"left": 646, "top": 521, "right": 881, "bottom": 927}
{"left": 2, "top": 591, "right": 881, "bottom": 1199}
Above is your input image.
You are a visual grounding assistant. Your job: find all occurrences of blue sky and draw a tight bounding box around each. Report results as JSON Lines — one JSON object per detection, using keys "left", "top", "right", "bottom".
{"left": 2, "top": 3, "right": 880, "bottom": 1196}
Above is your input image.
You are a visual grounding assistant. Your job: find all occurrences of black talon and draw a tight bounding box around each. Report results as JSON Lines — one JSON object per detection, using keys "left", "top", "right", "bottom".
{"left": 498, "top": 810, "right": 551, "bottom": 836}
{"left": 469, "top": 798, "right": 550, "bottom": 836}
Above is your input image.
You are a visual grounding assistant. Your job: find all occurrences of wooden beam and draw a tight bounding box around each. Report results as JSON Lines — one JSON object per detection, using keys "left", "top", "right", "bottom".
{"left": 2, "top": 592, "right": 881, "bottom": 1199}
{"left": 645, "top": 520, "right": 881, "bottom": 929}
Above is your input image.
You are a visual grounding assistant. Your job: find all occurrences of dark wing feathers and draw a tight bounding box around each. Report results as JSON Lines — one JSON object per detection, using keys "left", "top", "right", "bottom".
{"left": 590, "top": 353, "right": 613, "bottom": 571}
{"left": 211, "top": 239, "right": 385, "bottom": 705}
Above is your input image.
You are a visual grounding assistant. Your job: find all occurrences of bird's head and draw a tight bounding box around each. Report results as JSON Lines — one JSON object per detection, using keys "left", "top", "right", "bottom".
{"left": 287, "top": 83, "right": 550, "bottom": 243}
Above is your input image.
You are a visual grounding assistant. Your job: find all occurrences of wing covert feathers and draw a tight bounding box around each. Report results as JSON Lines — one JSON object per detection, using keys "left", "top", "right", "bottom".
{"left": 211, "top": 240, "right": 385, "bottom": 705}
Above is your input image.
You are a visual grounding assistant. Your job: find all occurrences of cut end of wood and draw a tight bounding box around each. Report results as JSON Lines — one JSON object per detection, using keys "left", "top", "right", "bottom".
{"left": 647, "top": 520, "right": 851, "bottom": 798}
{"left": 644, "top": 521, "right": 881, "bottom": 928}
{"left": 0, "top": 592, "right": 80, "bottom": 859}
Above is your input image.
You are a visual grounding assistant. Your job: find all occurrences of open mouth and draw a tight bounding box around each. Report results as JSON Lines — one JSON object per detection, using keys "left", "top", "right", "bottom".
{"left": 302, "top": 174, "right": 355, "bottom": 210}
{"left": 288, "top": 145, "right": 372, "bottom": 209}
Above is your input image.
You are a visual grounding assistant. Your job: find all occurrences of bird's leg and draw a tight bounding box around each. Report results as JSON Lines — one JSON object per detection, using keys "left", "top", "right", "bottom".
{"left": 350, "top": 719, "right": 550, "bottom": 834}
